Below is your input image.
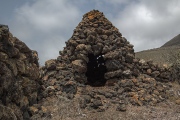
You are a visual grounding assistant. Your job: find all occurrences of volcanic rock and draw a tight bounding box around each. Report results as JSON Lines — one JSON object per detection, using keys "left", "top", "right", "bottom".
{"left": 40, "top": 10, "right": 173, "bottom": 112}
{"left": 0, "top": 25, "right": 40, "bottom": 119}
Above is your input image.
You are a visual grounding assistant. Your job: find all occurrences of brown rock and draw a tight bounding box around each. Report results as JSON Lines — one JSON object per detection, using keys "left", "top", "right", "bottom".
{"left": 41, "top": 106, "right": 47, "bottom": 113}
{"left": 105, "top": 70, "right": 122, "bottom": 79}
{"left": 147, "top": 69, "right": 152, "bottom": 74}
{"left": 72, "top": 59, "right": 87, "bottom": 73}
{"left": 0, "top": 52, "right": 8, "bottom": 61}
{"left": 29, "top": 106, "right": 38, "bottom": 115}
{"left": 0, "top": 104, "right": 18, "bottom": 120}
{"left": 0, "top": 25, "right": 40, "bottom": 119}
{"left": 126, "top": 53, "right": 134, "bottom": 63}
{"left": 116, "top": 103, "right": 127, "bottom": 111}
{"left": 45, "top": 59, "right": 56, "bottom": 70}
{"left": 175, "top": 99, "right": 180, "bottom": 105}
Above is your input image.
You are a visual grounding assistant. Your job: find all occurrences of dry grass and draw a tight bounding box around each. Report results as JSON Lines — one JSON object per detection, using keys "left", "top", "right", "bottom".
{"left": 40, "top": 99, "right": 180, "bottom": 120}
{"left": 33, "top": 81, "right": 180, "bottom": 120}
{"left": 135, "top": 45, "right": 180, "bottom": 66}
{"left": 37, "top": 96, "right": 87, "bottom": 120}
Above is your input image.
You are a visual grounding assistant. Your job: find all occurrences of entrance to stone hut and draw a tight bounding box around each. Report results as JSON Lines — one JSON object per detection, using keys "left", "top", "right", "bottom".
{"left": 85, "top": 53, "right": 107, "bottom": 86}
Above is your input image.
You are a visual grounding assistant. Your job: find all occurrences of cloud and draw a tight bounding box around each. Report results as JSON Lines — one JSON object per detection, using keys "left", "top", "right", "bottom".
{"left": 12, "top": 0, "right": 81, "bottom": 65}
{"left": 9, "top": 0, "right": 180, "bottom": 65}
{"left": 15, "top": 0, "right": 80, "bottom": 32}
{"left": 112, "top": 0, "right": 180, "bottom": 51}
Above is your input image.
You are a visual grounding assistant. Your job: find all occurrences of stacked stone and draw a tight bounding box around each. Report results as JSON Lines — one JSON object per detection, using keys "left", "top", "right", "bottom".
{"left": 134, "top": 59, "right": 171, "bottom": 82}
{"left": 79, "top": 74, "right": 171, "bottom": 111}
{"left": 0, "top": 25, "right": 40, "bottom": 119}
{"left": 40, "top": 10, "right": 172, "bottom": 111}
{"left": 41, "top": 10, "right": 135, "bottom": 85}
{"left": 63, "top": 10, "right": 135, "bottom": 83}
{"left": 40, "top": 10, "right": 136, "bottom": 98}
{"left": 41, "top": 10, "right": 171, "bottom": 93}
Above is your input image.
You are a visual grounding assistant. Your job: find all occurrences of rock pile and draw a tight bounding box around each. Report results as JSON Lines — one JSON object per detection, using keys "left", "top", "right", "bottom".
{"left": 0, "top": 25, "right": 40, "bottom": 119}
{"left": 40, "top": 9, "right": 172, "bottom": 112}
{"left": 134, "top": 59, "right": 171, "bottom": 82}
{"left": 40, "top": 10, "right": 135, "bottom": 86}
{"left": 78, "top": 74, "right": 172, "bottom": 111}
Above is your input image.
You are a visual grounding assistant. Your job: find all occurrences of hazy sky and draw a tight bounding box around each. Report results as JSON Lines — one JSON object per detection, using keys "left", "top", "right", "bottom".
{"left": 1, "top": 0, "right": 180, "bottom": 65}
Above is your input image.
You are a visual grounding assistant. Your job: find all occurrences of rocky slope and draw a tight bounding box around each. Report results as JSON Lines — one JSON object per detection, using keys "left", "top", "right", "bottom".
{"left": 136, "top": 33, "right": 180, "bottom": 66}
{"left": 0, "top": 25, "right": 40, "bottom": 120}
{"left": 161, "top": 34, "right": 180, "bottom": 47}
{"left": 135, "top": 46, "right": 180, "bottom": 65}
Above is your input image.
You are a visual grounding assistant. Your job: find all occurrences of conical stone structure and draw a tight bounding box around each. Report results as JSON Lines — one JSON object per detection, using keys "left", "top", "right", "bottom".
{"left": 41, "top": 10, "right": 171, "bottom": 91}
{"left": 39, "top": 10, "right": 172, "bottom": 112}
{"left": 58, "top": 10, "right": 135, "bottom": 85}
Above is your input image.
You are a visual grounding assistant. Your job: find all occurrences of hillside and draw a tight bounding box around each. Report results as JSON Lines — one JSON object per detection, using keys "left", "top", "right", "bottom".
{"left": 161, "top": 34, "right": 180, "bottom": 47}
{"left": 135, "top": 45, "right": 180, "bottom": 66}
{"left": 136, "top": 34, "right": 180, "bottom": 66}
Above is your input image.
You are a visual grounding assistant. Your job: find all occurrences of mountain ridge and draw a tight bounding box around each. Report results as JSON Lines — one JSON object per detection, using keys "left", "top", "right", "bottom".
{"left": 161, "top": 34, "right": 180, "bottom": 47}
{"left": 136, "top": 33, "right": 180, "bottom": 65}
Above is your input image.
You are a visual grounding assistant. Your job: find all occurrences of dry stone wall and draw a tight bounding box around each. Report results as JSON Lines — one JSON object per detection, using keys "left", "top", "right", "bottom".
{"left": 0, "top": 25, "right": 40, "bottom": 120}
{"left": 40, "top": 10, "right": 172, "bottom": 109}
{"left": 41, "top": 10, "right": 135, "bottom": 87}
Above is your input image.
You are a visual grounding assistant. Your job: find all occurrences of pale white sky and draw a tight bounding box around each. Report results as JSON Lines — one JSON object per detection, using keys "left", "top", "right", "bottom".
{"left": 1, "top": 0, "right": 180, "bottom": 65}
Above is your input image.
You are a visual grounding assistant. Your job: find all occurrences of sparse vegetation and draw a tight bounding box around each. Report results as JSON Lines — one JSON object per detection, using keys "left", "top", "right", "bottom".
{"left": 136, "top": 45, "right": 180, "bottom": 66}
{"left": 32, "top": 96, "right": 180, "bottom": 120}
{"left": 169, "top": 50, "right": 180, "bottom": 83}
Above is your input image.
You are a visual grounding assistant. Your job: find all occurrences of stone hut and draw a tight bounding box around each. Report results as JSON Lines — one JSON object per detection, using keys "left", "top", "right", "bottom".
{"left": 41, "top": 10, "right": 170, "bottom": 92}
{"left": 40, "top": 10, "right": 172, "bottom": 111}
{"left": 58, "top": 10, "right": 135, "bottom": 86}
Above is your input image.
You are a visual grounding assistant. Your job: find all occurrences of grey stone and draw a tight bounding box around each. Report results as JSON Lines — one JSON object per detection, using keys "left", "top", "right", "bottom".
{"left": 116, "top": 103, "right": 126, "bottom": 111}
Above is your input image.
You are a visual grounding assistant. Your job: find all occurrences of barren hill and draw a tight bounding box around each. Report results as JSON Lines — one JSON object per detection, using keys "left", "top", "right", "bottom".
{"left": 136, "top": 34, "right": 180, "bottom": 66}
{"left": 136, "top": 45, "right": 180, "bottom": 66}
{"left": 161, "top": 34, "right": 180, "bottom": 47}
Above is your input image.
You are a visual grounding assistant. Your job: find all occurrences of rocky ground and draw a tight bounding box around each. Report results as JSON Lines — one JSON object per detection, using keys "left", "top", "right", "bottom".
{"left": 30, "top": 81, "right": 180, "bottom": 120}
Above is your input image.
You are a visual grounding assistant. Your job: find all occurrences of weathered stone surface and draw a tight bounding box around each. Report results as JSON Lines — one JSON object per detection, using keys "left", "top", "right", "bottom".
{"left": 0, "top": 25, "right": 40, "bottom": 119}
{"left": 91, "top": 99, "right": 103, "bottom": 109}
{"left": 0, "top": 104, "right": 18, "bottom": 120}
{"left": 106, "top": 60, "right": 122, "bottom": 71}
{"left": 29, "top": 106, "right": 39, "bottom": 115}
{"left": 1, "top": 10, "right": 178, "bottom": 119}
{"left": 45, "top": 59, "right": 56, "bottom": 70}
{"left": 116, "top": 103, "right": 127, "bottom": 111}
{"left": 175, "top": 99, "right": 180, "bottom": 105}
{"left": 72, "top": 59, "right": 86, "bottom": 73}
{"left": 38, "top": 10, "right": 174, "bottom": 113}
{"left": 105, "top": 70, "right": 122, "bottom": 79}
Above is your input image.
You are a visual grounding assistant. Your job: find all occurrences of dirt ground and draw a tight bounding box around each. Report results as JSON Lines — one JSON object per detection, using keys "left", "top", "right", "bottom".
{"left": 31, "top": 82, "right": 180, "bottom": 120}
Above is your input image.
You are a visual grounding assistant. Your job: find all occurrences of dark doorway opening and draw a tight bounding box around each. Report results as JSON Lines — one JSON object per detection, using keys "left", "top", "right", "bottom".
{"left": 86, "top": 53, "right": 107, "bottom": 86}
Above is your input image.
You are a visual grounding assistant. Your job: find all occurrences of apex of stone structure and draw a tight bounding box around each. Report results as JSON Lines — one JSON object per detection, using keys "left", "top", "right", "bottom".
{"left": 83, "top": 10, "right": 110, "bottom": 23}
{"left": 70, "top": 9, "right": 122, "bottom": 44}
